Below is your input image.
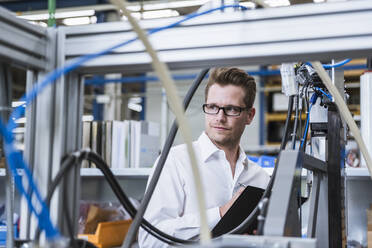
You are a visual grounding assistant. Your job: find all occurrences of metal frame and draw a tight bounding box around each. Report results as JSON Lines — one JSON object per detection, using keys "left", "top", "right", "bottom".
{"left": 60, "top": 0, "right": 372, "bottom": 74}
{"left": 0, "top": 63, "right": 14, "bottom": 248}
{"left": 0, "top": 6, "right": 83, "bottom": 241}
{"left": 263, "top": 150, "right": 329, "bottom": 241}
{"left": 0, "top": 0, "right": 372, "bottom": 246}
{"left": 0, "top": 7, "right": 48, "bottom": 70}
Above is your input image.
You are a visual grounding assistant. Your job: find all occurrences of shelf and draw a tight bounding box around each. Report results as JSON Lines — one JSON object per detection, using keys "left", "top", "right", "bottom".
{"left": 265, "top": 112, "right": 307, "bottom": 122}
{"left": 3, "top": 168, "right": 369, "bottom": 180}
{"left": 345, "top": 167, "right": 371, "bottom": 179}
{"left": 80, "top": 168, "right": 151, "bottom": 178}
{"left": 0, "top": 168, "right": 151, "bottom": 178}
{"left": 344, "top": 69, "right": 365, "bottom": 77}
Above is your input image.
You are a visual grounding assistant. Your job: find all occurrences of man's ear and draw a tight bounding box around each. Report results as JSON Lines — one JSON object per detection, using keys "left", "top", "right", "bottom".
{"left": 245, "top": 107, "right": 255, "bottom": 125}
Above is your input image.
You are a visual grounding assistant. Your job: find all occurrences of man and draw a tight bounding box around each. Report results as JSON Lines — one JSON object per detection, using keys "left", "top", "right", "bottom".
{"left": 138, "top": 67, "right": 270, "bottom": 247}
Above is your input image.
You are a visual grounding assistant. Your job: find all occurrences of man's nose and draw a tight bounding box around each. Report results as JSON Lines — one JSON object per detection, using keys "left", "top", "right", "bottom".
{"left": 215, "top": 108, "right": 227, "bottom": 121}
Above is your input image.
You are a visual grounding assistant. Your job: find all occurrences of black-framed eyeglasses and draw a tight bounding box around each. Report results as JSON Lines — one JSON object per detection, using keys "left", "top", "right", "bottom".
{"left": 202, "top": 104, "right": 248, "bottom": 117}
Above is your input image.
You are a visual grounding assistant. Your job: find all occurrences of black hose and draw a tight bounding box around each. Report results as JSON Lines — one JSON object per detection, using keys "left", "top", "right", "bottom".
{"left": 301, "top": 86, "right": 311, "bottom": 152}
{"left": 42, "top": 150, "right": 192, "bottom": 245}
{"left": 122, "top": 68, "right": 210, "bottom": 248}
{"left": 35, "top": 155, "right": 77, "bottom": 241}
{"left": 75, "top": 239, "right": 98, "bottom": 248}
{"left": 291, "top": 95, "right": 299, "bottom": 149}
{"left": 280, "top": 95, "right": 294, "bottom": 150}
{"left": 63, "top": 164, "right": 79, "bottom": 248}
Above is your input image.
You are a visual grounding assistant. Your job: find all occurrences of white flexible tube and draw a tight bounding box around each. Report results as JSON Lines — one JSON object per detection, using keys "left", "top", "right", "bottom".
{"left": 109, "top": 0, "right": 211, "bottom": 243}
{"left": 312, "top": 61, "right": 372, "bottom": 179}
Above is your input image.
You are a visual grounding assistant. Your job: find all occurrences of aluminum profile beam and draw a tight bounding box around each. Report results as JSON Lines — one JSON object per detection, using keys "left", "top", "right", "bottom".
{"left": 0, "top": 6, "right": 48, "bottom": 70}
{"left": 360, "top": 72, "right": 372, "bottom": 167}
{"left": 61, "top": 0, "right": 372, "bottom": 74}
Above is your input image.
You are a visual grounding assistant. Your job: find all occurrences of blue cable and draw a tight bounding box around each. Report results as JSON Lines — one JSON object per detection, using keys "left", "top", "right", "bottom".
{"left": 300, "top": 93, "right": 318, "bottom": 149}
{"left": 322, "top": 58, "right": 351, "bottom": 69}
{"left": 0, "top": 4, "right": 249, "bottom": 240}
{"left": 306, "top": 59, "right": 351, "bottom": 69}
{"left": 314, "top": 86, "right": 332, "bottom": 101}
{"left": 300, "top": 104, "right": 312, "bottom": 149}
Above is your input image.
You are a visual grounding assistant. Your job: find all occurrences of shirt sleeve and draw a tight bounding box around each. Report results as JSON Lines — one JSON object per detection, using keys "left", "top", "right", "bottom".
{"left": 138, "top": 152, "right": 221, "bottom": 248}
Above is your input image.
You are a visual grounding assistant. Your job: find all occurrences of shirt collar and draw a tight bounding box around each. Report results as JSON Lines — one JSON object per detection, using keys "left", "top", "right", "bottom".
{"left": 238, "top": 147, "right": 249, "bottom": 168}
{"left": 197, "top": 132, "right": 248, "bottom": 167}
{"left": 197, "top": 132, "right": 220, "bottom": 162}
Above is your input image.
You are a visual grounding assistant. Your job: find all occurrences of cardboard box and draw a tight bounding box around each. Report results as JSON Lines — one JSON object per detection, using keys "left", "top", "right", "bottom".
{"left": 79, "top": 220, "right": 132, "bottom": 248}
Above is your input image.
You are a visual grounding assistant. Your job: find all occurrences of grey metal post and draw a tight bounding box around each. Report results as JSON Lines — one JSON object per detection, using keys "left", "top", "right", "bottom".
{"left": 20, "top": 70, "right": 38, "bottom": 239}
{"left": 0, "top": 63, "right": 14, "bottom": 248}
{"left": 360, "top": 70, "right": 372, "bottom": 167}
{"left": 48, "top": 27, "right": 84, "bottom": 237}
{"left": 264, "top": 150, "right": 302, "bottom": 237}
{"left": 307, "top": 172, "right": 321, "bottom": 238}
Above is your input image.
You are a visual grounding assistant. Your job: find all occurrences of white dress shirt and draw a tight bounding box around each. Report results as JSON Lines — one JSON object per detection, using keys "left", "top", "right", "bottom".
{"left": 138, "top": 132, "right": 270, "bottom": 248}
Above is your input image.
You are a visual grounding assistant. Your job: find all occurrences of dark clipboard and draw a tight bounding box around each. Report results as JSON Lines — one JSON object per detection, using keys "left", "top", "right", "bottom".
{"left": 211, "top": 185, "right": 264, "bottom": 237}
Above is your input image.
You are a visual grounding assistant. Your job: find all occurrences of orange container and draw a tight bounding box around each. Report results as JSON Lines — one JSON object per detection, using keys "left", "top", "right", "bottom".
{"left": 78, "top": 220, "right": 132, "bottom": 248}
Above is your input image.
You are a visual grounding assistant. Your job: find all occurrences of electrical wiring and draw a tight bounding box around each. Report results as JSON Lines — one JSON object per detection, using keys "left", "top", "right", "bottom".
{"left": 0, "top": 3, "right": 250, "bottom": 241}
{"left": 300, "top": 86, "right": 332, "bottom": 150}
{"left": 63, "top": 171, "right": 79, "bottom": 248}
{"left": 312, "top": 61, "right": 372, "bottom": 178}
{"left": 291, "top": 95, "right": 300, "bottom": 149}
{"left": 300, "top": 104, "right": 311, "bottom": 150}
{"left": 123, "top": 68, "right": 209, "bottom": 247}
{"left": 300, "top": 93, "right": 318, "bottom": 150}
{"left": 280, "top": 95, "right": 294, "bottom": 150}
{"left": 299, "top": 86, "right": 312, "bottom": 151}
{"left": 314, "top": 86, "right": 333, "bottom": 101}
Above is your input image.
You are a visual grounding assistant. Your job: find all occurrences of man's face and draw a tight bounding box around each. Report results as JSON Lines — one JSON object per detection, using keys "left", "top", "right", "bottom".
{"left": 204, "top": 83, "right": 255, "bottom": 149}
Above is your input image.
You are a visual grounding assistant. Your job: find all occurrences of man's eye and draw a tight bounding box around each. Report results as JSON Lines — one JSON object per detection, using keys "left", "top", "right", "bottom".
{"left": 226, "top": 106, "right": 239, "bottom": 113}
{"left": 208, "top": 105, "right": 218, "bottom": 110}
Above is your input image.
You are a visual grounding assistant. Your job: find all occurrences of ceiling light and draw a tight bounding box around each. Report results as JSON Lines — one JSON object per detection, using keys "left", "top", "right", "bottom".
{"left": 128, "top": 103, "right": 143, "bottom": 112}
{"left": 121, "top": 9, "right": 179, "bottom": 20}
{"left": 62, "top": 16, "right": 92, "bottom": 26}
{"left": 142, "top": 9, "right": 179, "bottom": 19}
{"left": 239, "top": 2, "right": 257, "bottom": 9}
{"left": 264, "top": 0, "right": 290, "bottom": 7}
{"left": 18, "top": 10, "right": 95, "bottom": 21}
{"left": 143, "top": 0, "right": 209, "bottom": 11}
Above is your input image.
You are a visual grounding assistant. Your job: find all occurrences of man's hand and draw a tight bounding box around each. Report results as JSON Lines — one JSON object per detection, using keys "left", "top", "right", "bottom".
{"left": 219, "top": 187, "right": 245, "bottom": 217}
